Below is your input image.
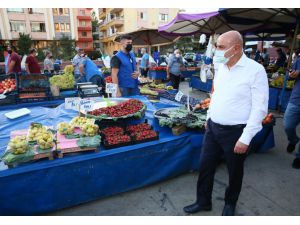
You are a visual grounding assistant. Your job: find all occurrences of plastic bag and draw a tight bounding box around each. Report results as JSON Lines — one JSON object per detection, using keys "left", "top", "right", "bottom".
{"left": 200, "top": 64, "right": 213, "bottom": 83}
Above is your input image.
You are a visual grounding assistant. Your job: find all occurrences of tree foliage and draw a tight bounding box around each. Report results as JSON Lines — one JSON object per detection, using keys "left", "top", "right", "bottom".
{"left": 17, "top": 33, "right": 33, "bottom": 56}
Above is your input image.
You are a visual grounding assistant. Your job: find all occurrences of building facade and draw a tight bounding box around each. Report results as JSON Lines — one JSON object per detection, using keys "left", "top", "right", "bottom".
{"left": 0, "top": 8, "right": 93, "bottom": 53}
{"left": 98, "top": 8, "right": 179, "bottom": 55}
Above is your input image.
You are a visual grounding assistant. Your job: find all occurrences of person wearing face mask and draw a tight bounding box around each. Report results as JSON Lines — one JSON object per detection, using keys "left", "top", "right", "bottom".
{"left": 73, "top": 47, "right": 85, "bottom": 82}
{"left": 44, "top": 51, "right": 54, "bottom": 75}
{"left": 111, "top": 35, "right": 139, "bottom": 97}
{"left": 183, "top": 31, "right": 269, "bottom": 216}
{"left": 7, "top": 46, "right": 21, "bottom": 75}
{"left": 140, "top": 48, "right": 150, "bottom": 78}
{"left": 25, "top": 48, "right": 41, "bottom": 75}
{"left": 166, "top": 49, "right": 185, "bottom": 89}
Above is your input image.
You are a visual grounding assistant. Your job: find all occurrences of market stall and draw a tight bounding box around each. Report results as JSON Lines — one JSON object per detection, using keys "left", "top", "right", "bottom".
{"left": 189, "top": 75, "right": 213, "bottom": 93}
{"left": 0, "top": 95, "right": 275, "bottom": 215}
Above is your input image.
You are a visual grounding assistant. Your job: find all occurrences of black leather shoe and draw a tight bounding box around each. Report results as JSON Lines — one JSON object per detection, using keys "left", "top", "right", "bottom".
{"left": 292, "top": 158, "right": 300, "bottom": 169}
{"left": 183, "top": 202, "right": 212, "bottom": 214}
{"left": 287, "top": 143, "right": 296, "bottom": 153}
{"left": 222, "top": 204, "right": 236, "bottom": 216}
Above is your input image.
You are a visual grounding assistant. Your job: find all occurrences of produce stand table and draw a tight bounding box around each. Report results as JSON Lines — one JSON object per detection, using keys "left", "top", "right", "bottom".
{"left": 181, "top": 69, "right": 198, "bottom": 78}
{"left": 189, "top": 76, "right": 213, "bottom": 92}
{"left": 0, "top": 96, "right": 275, "bottom": 215}
{"left": 268, "top": 87, "right": 292, "bottom": 112}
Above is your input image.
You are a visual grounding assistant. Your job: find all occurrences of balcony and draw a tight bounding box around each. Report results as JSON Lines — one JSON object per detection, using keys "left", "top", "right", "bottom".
{"left": 78, "top": 37, "right": 93, "bottom": 42}
{"left": 99, "top": 22, "right": 108, "bottom": 31}
{"left": 78, "top": 26, "right": 92, "bottom": 31}
{"left": 77, "top": 15, "right": 91, "bottom": 20}
{"left": 110, "top": 8, "right": 123, "bottom": 14}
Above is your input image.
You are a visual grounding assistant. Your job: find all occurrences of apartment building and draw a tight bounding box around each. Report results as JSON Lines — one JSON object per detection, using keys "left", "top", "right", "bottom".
{"left": 0, "top": 8, "right": 93, "bottom": 53}
{"left": 98, "top": 8, "right": 179, "bottom": 55}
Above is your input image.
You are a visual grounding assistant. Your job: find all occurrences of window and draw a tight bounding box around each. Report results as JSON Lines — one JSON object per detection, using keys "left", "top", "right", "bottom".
{"left": 31, "top": 22, "right": 46, "bottom": 32}
{"left": 80, "top": 10, "right": 85, "bottom": 15}
{"left": 10, "top": 21, "right": 26, "bottom": 32}
{"left": 59, "top": 8, "right": 64, "bottom": 15}
{"left": 60, "top": 23, "right": 65, "bottom": 31}
{"left": 28, "top": 8, "right": 43, "bottom": 14}
{"left": 7, "top": 8, "right": 24, "bottom": 13}
{"left": 55, "top": 23, "right": 60, "bottom": 32}
{"left": 64, "top": 8, "right": 69, "bottom": 15}
{"left": 140, "top": 12, "right": 147, "bottom": 20}
{"left": 66, "top": 23, "right": 70, "bottom": 31}
{"left": 53, "top": 8, "right": 58, "bottom": 15}
{"left": 82, "top": 32, "right": 87, "bottom": 37}
{"left": 159, "top": 13, "right": 168, "bottom": 22}
{"left": 80, "top": 21, "right": 86, "bottom": 26}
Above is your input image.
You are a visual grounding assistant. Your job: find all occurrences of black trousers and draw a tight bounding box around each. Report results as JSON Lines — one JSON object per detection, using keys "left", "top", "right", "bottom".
{"left": 140, "top": 68, "right": 149, "bottom": 77}
{"left": 170, "top": 73, "right": 180, "bottom": 89}
{"left": 196, "top": 119, "right": 247, "bottom": 206}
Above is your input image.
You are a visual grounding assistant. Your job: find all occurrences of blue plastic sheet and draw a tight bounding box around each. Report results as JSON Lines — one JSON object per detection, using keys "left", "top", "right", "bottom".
{"left": 0, "top": 96, "right": 274, "bottom": 215}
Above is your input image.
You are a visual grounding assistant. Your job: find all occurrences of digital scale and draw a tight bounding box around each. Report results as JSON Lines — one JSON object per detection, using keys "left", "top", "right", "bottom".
{"left": 77, "top": 83, "right": 101, "bottom": 98}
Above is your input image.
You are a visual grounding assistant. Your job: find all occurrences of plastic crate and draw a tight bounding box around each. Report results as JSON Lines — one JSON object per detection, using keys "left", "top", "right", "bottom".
{"left": 278, "top": 89, "right": 292, "bottom": 112}
{"left": 148, "top": 70, "right": 167, "bottom": 80}
{"left": 268, "top": 87, "right": 280, "bottom": 110}
{"left": 189, "top": 76, "right": 212, "bottom": 92}
{"left": 18, "top": 74, "right": 50, "bottom": 93}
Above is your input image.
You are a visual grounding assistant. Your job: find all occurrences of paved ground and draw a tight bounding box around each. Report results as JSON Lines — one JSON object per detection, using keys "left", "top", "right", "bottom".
{"left": 49, "top": 81, "right": 300, "bottom": 216}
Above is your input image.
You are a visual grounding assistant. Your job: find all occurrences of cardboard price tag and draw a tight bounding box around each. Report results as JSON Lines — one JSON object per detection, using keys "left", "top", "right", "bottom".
{"left": 106, "top": 83, "right": 118, "bottom": 97}
{"left": 175, "top": 91, "right": 184, "bottom": 102}
{"left": 79, "top": 99, "right": 94, "bottom": 111}
{"left": 65, "top": 97, "right": 80, "bottom": 110}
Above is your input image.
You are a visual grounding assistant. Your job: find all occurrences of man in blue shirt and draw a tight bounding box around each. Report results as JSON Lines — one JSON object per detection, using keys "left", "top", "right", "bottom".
{"left": 79, "top": 55, "right": 104, "bottom": 87}
{"left": 110, "top": 35, "right": 139, "bottom": 97}
{"left": 284, "top": 52, "right": 300, "bottom": 169}
{"left": 140, "top": 48, "right": 149, "bottom": 77}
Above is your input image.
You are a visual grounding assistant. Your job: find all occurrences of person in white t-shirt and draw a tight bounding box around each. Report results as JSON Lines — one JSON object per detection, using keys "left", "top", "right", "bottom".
{"left": 184, "top": 30, "right": 269, "bottom": 216}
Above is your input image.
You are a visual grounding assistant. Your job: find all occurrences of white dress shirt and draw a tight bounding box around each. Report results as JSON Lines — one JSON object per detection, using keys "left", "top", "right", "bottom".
{"left": 207, "top": 53, "right": 269, "bottom": 145}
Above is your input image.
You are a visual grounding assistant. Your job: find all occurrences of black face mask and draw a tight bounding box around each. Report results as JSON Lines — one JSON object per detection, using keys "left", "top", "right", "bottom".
{"left": 125, "top": 44, "right": 133, "bottom": 52}
{"left": 7, "top": 50, "right": 12, "bottom": 54}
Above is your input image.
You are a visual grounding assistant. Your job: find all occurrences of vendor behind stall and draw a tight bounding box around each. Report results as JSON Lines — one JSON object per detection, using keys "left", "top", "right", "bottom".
{"left": 167, "top": 49, "right": 185, "bottom": 89}
{"left": 110, "top": 35, "right": 139, "bottom": 97}
{"left": 79, "top": 55, "right": 104, "bottom": 87}
{"left": 25, "top": 48, "right": 41, "bottom": 75}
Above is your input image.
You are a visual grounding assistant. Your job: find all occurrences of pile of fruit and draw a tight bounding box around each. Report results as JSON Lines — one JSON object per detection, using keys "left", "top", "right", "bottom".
{"left": 37, "top": 132, "right": 54, "bottom": 150}
{"left": 262, "top": 113, "right": 274, "bottom": 125}
{"left": 0, "top": 78, "right": 17, "bottom": 94}
{"left": 49, "top": 65, "right": 75, "bottom": 89}
{"left": 105, "top": 135, "right": 131, "bottom": 146}
{"left": 133, "top": 130, "right": 158, "bottom": 141}
{"left": 101, "top": 126, "right": 124, "bottom": 136}
{"left": 149, "top": 66, "right": 167, "bottom": 71}
{"left": 8, "top": 135, "right": 29, "bottom": 155}
{"left": 105, "top": 76, "right": 112, "bottom": 83}
{"left": 126, "top": 123, "right": 151, "bottom": 134}
{"left": 70, "top": 116, "right": 94, "bottom": 128}
{"left": 195, "top": 98, "right": 211, "bottom": 110}
{"left": 140, "top": 87, "right": 158, "bottom": 96}
{"left": 81, "top": 124, "right": 99, "bottom": 137}
{"left": 148, "top": 83, "right": 165, "bottom": 89}
{"left": 28, "top": 123, "right": 47, "bottom": 142}
{"left": 270, "top": 76, "right": 295, "bottom": 89}
{"left": 88, "top": 99, "right": 145, "bottom": 119}
{"left": 57, "top": 122, "right": 74, "bottom": 135}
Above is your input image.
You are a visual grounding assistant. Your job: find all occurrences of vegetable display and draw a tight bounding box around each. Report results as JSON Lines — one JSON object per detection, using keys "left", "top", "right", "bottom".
{"left": 58, "top": 122, "right": 74, "bottom": 135}
{"left": 133, "top": 130, "right": 158, "bottom": 141}
{"left": 8, "top": 136, "right": 29, "bottom": 155}
{"left": 106, "top": 135, "right": 131, "bottom": 146}
{"left": 101, "top": 126, "right": 124, "bottom": 136}
{"left": 0, "top": 78, "right": 17, "bottom": 94}
{"left": 37, "top": 132, "right": 54, "bottom": 150}
{"left": 49, "top": 65, "right": 75, "bottom": 89}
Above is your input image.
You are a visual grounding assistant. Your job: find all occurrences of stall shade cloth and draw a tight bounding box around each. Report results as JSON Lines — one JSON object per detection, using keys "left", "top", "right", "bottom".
{"left": 114, "top": 28, "right": 179, "bottom": 46}
{"left": 158, "top": 8, "right": 300, "bottom": 36}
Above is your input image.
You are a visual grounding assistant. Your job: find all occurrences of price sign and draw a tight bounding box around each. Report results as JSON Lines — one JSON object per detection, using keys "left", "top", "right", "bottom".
{"left": 65, "top": 97, "right": 80, "bottom": 110}
{"left": 175, "top": 90, "right": 184, "bottom": 102}
{"left": 79, "top": 99, "right": 94, "bottom": 112}
{"left": 106, "top": 83, "right": 118, "bottom": 97}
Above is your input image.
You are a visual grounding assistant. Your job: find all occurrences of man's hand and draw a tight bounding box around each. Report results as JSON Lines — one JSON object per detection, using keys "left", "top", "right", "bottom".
{"left": 289, "top": 70, "right": 299, "bottom": 79}
{"left": 234, "top": 141, "right": 248, "bottom": 154}
{"left": 131, "top": 71, "right": 139, "bottom": 79}
{"left": 116, "top": 89, "right": 122, "bottom": 98}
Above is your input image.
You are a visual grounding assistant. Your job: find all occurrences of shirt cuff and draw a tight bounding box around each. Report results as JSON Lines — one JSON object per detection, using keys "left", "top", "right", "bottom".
{"left": 238, "top": 132, "right": 252, "bottom": 146}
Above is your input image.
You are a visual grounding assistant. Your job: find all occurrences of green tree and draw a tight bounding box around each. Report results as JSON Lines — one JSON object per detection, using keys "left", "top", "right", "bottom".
{"left": 17, "top": 33, "right": 33, "bottom": 56}
{"left": 60, "top": 35, "right": 75, "bottom": 60}
{"left": 36, "top": 48, "right": 45, "bottom": 62}
{"left": 91, "top": 11, "right": 99, "bottom": 32}
{"left": 49, "top": 40, "right": 61, "bottom": 59}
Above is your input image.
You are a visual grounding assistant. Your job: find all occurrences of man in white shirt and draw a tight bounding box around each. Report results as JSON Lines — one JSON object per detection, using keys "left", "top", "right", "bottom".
{"left": 183, "top": 31, "right": 269, "bottom": 216}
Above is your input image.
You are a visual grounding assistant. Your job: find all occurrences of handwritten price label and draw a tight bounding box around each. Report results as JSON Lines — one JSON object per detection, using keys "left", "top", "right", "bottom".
{"left": 106, "top": 83, "right": 118, "bottom": 97}
{"left": 65, "top": 97, "right": 80, "bottom": 110}
{"left": 175, "top": 91, "right": 184, "bottom": 102}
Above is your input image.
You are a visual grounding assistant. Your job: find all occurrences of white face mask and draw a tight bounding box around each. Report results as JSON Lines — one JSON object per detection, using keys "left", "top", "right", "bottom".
{"left": 175, "top": 53, "right": 180, "bottom": 58}
{"left": 213, "top": 47, "right": 233, "bottom": 64}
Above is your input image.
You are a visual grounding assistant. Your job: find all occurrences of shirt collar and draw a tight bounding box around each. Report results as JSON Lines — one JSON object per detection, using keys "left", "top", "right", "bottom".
{"left": 234, "top": 53, "right": 247, "bottom": 67}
